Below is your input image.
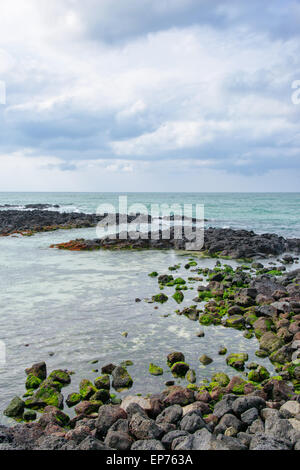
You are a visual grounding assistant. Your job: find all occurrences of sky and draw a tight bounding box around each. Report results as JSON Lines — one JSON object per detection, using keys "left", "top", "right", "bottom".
{"left": 0, "top": 0, "right": 300, "bottom": 192}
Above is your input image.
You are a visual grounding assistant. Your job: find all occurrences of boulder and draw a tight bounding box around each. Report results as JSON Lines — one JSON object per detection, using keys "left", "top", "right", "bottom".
{"left": 96, "top": 405, "right": 127, "bottom": 438}
{"left": 25, "top": 362, "right": 47, "bottom": 381}
{"left": 112, "top": 366, "right": 133, "bottom": 391}
{"left": 129, "top": 414, "right": 164, "bottom": 440}
{"left": 4, "top": 397, "right": 25, "bottom": 418}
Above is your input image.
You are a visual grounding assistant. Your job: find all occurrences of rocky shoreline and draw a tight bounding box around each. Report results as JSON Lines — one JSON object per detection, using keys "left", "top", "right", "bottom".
{"left": 51, "top": 226, "right": 300, "bottom": 259}
{"left": 1, "top": 256, "right": 300, "bottom": 451}
{"left": 1, "top": 208, "right": 300, "bottom": 261}
{"left": 0, "top": 209, "right": 146, "bottom": 237}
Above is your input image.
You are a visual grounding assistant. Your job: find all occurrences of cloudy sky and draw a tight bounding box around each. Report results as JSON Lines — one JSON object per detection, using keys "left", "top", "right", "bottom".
{"left": 0, "top": 0, "right": 300, "bottom": 191}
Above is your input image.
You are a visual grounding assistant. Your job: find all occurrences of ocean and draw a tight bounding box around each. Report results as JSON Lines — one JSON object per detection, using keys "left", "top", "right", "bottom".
{"left": 0, "top": 192, "right": 299, "bottom": 424}
{"left": 0, "top": 192, "right": 300, "bottom": 237}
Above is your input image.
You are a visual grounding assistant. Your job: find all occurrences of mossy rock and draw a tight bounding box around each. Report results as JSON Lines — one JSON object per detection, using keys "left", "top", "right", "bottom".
{"left": 197, "top": 291, "right": 213, "bottom": 301}
{"left": 186, "top": 369, "right": 196, "bottom": 383}
{"left": 91, "top": 389, "right": 110, "bottom": 403}
{"left": 66, "top": 393, "right": 81, "bottom": 408}
{"left": 244, "top": 312, "right": 258, "bottom": 326}
{"left": 158, "top": 274, "right": 174, "bottom": 285}
{"left": 212, "top": 372, "right": 230, "bottom": 387}
{"left": 218, "top": 347, "right": 227, "bottom": 355}
{"left": 23, "top": 410, "right": 37, "bottom": 422}
{"left": 232, "top": 379, "right": 248, "bottom": 395}
{"left": 112, "top": 366, "right": 133, "bottom": 391}
{"left": 259, "top": 332, "right": 283, "bottom": 354}
{"left": 255, "top": 349, "right": 269, "bottom": 358}
{"left": 199, "top": 355, "right": 213, "bottom": 366}
{"left": 94, "top": 375, "right": 110, "bottom": 390}
{"left": 225, "top": 315, "right": 245, "bottom": 330}
{"left": 174, "top": 278, "right": 186, "bottom": 285}
{"left": 79, "top": 379, "right": 97, "bottom": 400}
{"left": 170, "top": 361, "right": 190, "bottom": 377}
{"left": 25, "top": 385, "right": 63, "bottom": 410}
{"left": 25, "top": 374, "right": 42, "bottom": 390}
{"left": 149, "top": 272, "right": 158, "bottom": 277}
{"left": 152, "top": 293, "right": 168, "bottom": 303}
{"left": 110, "top": 394, "right": 122, "bottom": 405}
{"left": 149, "top": 363, "right": 163, "bottom": 376}
{"left": 25, "top": 362, "right": 47, "bottom": 381}
{"left": 4, "top": 396, "right": 25, "bottom": 418}
{"left": 187, "top": 383, "right": 198, "bottom": 391}
{"left": 48, "top": 369, "right": 71, "bottom": 386}
{"left": 172, "top": 291, "right": 184, "bottom": 304}
{"left": 226, "top": 353, "right": 248, "bottom": 371}
{"left": 180, "top": 306, "right": 199, "bottom": 321}
{"left": 248, "top": 366, "right": 270, "bottom": 383}
{"left": 199, "top": 313, "right": 214, "bottom": 325}
{"left": 167, "top": 351, "right": 185, "bottom": 367}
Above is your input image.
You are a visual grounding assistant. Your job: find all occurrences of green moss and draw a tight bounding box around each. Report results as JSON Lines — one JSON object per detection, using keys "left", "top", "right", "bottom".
{"left": 225, "top": 315, "right": 245, "bottom": 330}
{"left": 232, "top": 381, "right": 247, "bottom": 394}
{"left": 248, "top": 366, "right": 270, "bottom": 383}
{"left": 149, "top": 272, "right": 158, "bottom": 277}
{"left": 244, "top": 331, "right": 254, "bottom": 339}
{"left": 174, "top": 277, "right": 186, "bottom": 285}
{"left": 218, "top": 347, "right": 227, "bottom": 355}
{"left": 79, "top": 379, "right": 97, "bottom": 400}
{"left": 172, "top": 291, "right": 184, "bottom": 304}
{"left": 186, "top": 369, "right": 196, "bottom": 383}
{"left": 152, "top": 293, "right": 168, "bottom": 303}
{"left": 25, "top": 374, "right": 42, "bottom": 390}
{"left": 226, "top": 353, "right": 248, "bottom": 370}
{"left": 197, "top": 291, "right": 213, "bottom": 301}
{"left": 175, "top": 284, "right": 188, "bottom": 291}
{"left": 169, "top": 264, "right": 181, "bottom": 271}
{"left": 48, "top": 369, "right": 71, "bottom": 386}
{"left": 199, "top": 313, "right": 214, "bottom": 325}
{"left": 94, "top": 375, "right": 110, "bottom": 390}
{"left": 66, "top": 393, "right": 81, "bottom": 408}
{"left": 149, "top": 363, "right": 163, "bottom": 376}
{"left": 110, "top": 395, "right": 122, "bottom": 405}
{"left": 212, "top": 372, "right": 230, "bottom": 387}
{"left": 187, "top": 383, "right": 199, "bottom": 391}
{"left": 25, "top": 384, "right": 62, "bottom": 410}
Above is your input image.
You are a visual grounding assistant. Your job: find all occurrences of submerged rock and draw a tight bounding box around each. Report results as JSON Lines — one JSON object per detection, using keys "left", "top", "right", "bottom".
{"left": 149, "top": 363, "right": 164, "bottom": 376}
{"left": 199, "top": 355, "right": 213, "bottom": 366}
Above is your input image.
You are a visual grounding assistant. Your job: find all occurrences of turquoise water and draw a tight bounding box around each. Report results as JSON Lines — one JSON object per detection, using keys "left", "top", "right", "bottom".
{"left": 0, "top": 192, "right": 300, "bottom": 237}
{"left": 0, "top": 193, "right": 299, "bottom": 425}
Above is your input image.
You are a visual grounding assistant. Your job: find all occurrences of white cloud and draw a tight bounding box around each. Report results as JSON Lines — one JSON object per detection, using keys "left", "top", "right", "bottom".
{"left": 0, "top": 0, "right": 299, "bottom": 189}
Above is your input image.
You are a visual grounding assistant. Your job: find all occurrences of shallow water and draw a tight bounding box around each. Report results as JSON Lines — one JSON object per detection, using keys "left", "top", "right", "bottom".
{"left": 0, "top": 224, "right": 295, "bottom": 424}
